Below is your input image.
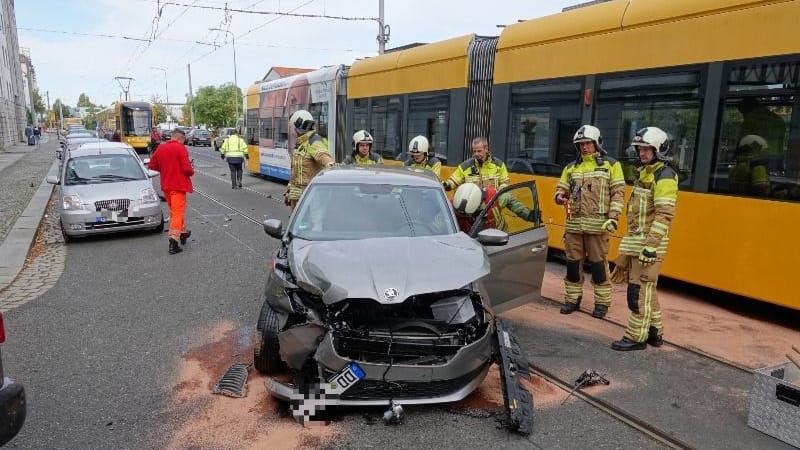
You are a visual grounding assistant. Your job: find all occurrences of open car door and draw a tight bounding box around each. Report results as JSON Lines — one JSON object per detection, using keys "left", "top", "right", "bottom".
{"left": 471, "top": 181, "right": 548, "bottom": 314}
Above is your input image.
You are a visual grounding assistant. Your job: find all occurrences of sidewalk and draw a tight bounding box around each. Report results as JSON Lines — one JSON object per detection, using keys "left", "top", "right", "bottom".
{"left": 0, "top": 133, "right": 58, "bottom": 291}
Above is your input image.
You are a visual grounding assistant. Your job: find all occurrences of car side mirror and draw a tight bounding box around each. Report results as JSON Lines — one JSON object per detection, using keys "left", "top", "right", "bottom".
{"left": 46, "top": 175, "right": 59, "bottom": 185}
{"left": 476, "top": 228, "right": 509, "bottom": 246}
{"left": 147, "top": 169, "right": 159, "bottom": 178}
{"left": 263, "top": 218, "right": 283, "bottom": 239}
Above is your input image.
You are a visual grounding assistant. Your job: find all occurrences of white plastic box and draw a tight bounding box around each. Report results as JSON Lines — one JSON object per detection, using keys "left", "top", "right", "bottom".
{"left": 747, "top": 362, "right": 800, "bottom": 448}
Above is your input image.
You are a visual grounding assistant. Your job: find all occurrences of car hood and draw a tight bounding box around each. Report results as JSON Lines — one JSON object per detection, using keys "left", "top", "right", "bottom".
{"left": 288, "top": 233, "right": 489, "bottom": 304}
{"left": 64, "top": 180, "right": 152, "bottom": 203}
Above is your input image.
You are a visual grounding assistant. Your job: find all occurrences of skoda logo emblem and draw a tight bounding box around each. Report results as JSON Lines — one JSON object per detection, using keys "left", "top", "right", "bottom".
{"left": 383, "top": 288, "right": 398, "bottom": 300}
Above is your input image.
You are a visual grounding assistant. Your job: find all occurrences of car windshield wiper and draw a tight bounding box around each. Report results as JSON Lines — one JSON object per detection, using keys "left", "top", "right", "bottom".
{"left": 66, "top": 177, "right": 91, "bottom": 185}
{"left": 93, "top": 175, "right": 141, "bottom": 181}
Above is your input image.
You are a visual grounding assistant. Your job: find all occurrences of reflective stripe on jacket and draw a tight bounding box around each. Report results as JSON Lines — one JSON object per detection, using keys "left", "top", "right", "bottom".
{"left": 221, "top": 135, "right": 247, "bottom": 158}
{"left": 619, "top": 162, "right": 678, "bottom": 256}
{"left": 405, "top": 157, "right": 442, "bottom": 177}
{"left": 555, "top": 153, "right": 626, "bottom": 234}
{"left": 344, "top": 152, "right": 383, "bottom": 165}
{"left": 288, "top": 131, "right": 333, "bottom": 200}
{"left": 448, "top": 157, "right": 509, "bottom": 190}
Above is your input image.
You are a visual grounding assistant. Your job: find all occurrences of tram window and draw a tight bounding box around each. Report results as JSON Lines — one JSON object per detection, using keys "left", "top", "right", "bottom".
{"left": 353, "top": 99, "right": 368, "bottom": 135}
{"left": 246, "top": 109, "right": 258, "bottom": 145}
{"left": 259, "top": 116, "right": 272, "bottom": 144}
{"left": 596, "top": 71, "right": 701, "bottom": 187}
{"left": 369, "top": 97, "right": 402, "bottom": 159}
{"left": 711, "top": 98, "right": 798, "bottom": 201}
{"left": 407, "top": 93, "right": 449, "bottom": 157}
{"left": 309, "top": 102, "right": 329, "bottom": 139}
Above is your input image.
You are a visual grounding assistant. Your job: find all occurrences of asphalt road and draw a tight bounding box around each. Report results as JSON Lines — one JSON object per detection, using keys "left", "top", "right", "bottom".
{"left": 3, "top": 146, "right": 670, "bottom": 449}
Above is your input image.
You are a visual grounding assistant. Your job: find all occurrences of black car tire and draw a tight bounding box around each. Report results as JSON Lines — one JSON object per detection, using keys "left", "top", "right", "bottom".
{"left": 254, "top": 297, "right": 285, "bottom": 374}
{"left": 60, "top": 220, "right": 72, "bottom": 243}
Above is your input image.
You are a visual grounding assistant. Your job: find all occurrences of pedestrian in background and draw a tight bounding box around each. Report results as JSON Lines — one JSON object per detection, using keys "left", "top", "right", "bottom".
{"left": 150, "top": 127, "right": 162, "bottom": 155}
{"left": 220, "top": 129, "right": 248, "bottom": 189}
{"left": 148, "top": 128, "right": 194, "bottom": 255}
{"left": 610, "top": 127, "right": 678, "bottom": 351}
{"left": 555, "top": 125, "right": 625, "bottom": 319}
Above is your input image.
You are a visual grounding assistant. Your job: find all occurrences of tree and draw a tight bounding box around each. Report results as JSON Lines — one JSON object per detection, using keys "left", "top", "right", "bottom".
{"left": 150, "top": 95, "right": 169, "bottom": 124}
{"left": 77, "top": 93, "right": 96, "bottom": 108}
{"left": 51, "top": 98, "right": 72, "bottom": 120}
{"left": 32, "top": 88, "right": 46, "bottom": 115}
{"left": 189, "top": 83, "right": 242, "bottom": 128}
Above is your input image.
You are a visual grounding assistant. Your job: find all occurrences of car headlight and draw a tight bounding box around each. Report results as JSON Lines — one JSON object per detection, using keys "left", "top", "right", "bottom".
{"left": 140, "top": 188, "right": 158, "bottom": 204}
{"left": 62, "top": 194, "right": 85, "bottom": 210}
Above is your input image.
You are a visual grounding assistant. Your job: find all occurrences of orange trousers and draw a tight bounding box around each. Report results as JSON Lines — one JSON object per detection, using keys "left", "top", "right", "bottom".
{"left": 164, "top": 190, "right": 187, "bottom": 240}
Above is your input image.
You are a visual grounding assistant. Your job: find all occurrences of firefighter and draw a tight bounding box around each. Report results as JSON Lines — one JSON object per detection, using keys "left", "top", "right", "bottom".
{"left": 344, "top": 130, "right": 383, "bottom": 165}
{"left": 555, "top": 125, "right": 625, "bottom": 319}
{"left": 610, "top": 127, "right": 678, "bottom": 351}
{"left": 729, "top": 134, "right": 769, "bottom": 196}
{"left": 452, "top": 183, "right": 537, "bottom": 234}
{"left": 443, "top": 137, "right": 509, "bottom": 191}
{"left": 404, "top": 135, "right": 442, "bottom": 177}
{"left": 285, "top": 110, "right": 334, "bottom": 211}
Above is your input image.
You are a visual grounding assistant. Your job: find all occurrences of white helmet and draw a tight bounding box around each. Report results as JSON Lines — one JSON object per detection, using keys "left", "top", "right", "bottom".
{"left": 408, "top": 135, "right": 429, "bottom": 155}
{"left": 738, "top": 134, "right": 768, "bottom": 153}
{"left": 289, "top": 109, "right": 314, "bottom": 134}
{"left": 573, "top": 125, "right": 604, "bottom": 153}
{"left": 352, "top": 130, "right": 374, "bottom": 151}
{"left": 631, "top": 127, "right": 671, "bottom": 161}
{"left": 453, "top": 183, "right": 485, "bottom": 216}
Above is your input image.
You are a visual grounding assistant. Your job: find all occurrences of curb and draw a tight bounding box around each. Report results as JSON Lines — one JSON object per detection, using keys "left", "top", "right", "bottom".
{"left": 0, "top": 160, "right": 57, "bottom": 292}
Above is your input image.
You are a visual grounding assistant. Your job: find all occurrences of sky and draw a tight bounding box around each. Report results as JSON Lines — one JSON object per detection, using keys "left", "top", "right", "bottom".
{"left": 16, "top": 0, "right": 581, "bottom": 111}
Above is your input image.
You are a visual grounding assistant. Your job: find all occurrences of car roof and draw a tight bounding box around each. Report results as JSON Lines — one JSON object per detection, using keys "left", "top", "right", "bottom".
{"left": 311, "top": 165, "right": 442, "bottom": 188}
{"left": 70, "top": 142, "right": 137, "bottom": 157}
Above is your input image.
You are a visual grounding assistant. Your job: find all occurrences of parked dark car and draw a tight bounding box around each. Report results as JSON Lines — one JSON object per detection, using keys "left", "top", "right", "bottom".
{"left": 0, "top": 311, "right": 26, "bottom": 446}
{"left": 187, "top": 129, "right": 212, "bottom": 147}
{"left": 253, "top": 166, "right": 547, "bottom": 427}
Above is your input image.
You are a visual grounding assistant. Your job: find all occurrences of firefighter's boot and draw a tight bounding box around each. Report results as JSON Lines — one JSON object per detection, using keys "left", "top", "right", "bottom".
{"left": 560, "top": 296, "right": 581, "bottom": 314}
{"left": 591, "top": 304, "right": 608, "bottom": 319}
{"left": 611, "top": 337, "right": 646, "bottom": 351}
{"left": 169, "top": 238, "right": 182, "bottom": 254}
{"left": 647, "top": 326, "right": 663, "bottom": 347}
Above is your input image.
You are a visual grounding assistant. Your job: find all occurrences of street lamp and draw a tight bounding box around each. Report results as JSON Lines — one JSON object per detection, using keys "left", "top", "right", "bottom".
{"left": 209, "top": 28, "right": 239, "bottom": 124}
{"left": 149, "top": 66, "right": 169, "bottom": 104}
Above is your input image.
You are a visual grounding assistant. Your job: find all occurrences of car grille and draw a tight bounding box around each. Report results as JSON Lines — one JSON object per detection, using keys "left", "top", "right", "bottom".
{"left": 95, "top": 199, "right": 130, "bottom": 212}
{"left": 338, "top": 365, "right": 487, "bottom": 400}
{"left": 83, "top": 217, "right": 146, "bottom": 229}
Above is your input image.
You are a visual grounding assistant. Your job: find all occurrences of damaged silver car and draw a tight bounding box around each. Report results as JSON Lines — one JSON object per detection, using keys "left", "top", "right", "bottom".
{"left": 254, "top": 166, "right": 547, "bottom": 432}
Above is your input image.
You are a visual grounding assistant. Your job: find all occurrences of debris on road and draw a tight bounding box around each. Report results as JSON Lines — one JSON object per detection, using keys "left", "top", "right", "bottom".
{"left": 213, "top": 363, "right": 251, "bottom": 398}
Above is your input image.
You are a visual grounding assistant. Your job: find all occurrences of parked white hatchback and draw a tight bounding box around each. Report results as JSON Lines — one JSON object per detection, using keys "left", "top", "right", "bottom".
{"left": 47, "top": 142, "right": 165, "bottom": 242}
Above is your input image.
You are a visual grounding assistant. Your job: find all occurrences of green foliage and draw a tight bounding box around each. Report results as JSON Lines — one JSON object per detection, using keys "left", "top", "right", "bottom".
{"left": 150, "top": 95, "right": 169, "bottom": 124}
{"left": 77, "top": 93, "right": 95, "bottom": 108}
{"left": 188, "top": 83, "right": 242, "bottom": 128}
{"left": 51, "top": 98, "right": 72, "bottom": 118}
{"left": 32, "top": 88, "right": 46, "bottom": 114}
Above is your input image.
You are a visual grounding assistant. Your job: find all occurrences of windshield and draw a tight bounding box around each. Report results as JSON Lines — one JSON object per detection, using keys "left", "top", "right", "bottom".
{"left": 64, "top": 155, "right": 146, "bottom": 185}
{"left": 290, "top": 184, "right": 456, "bottom": 240}
{"left": 122, "top": 108, "right": 151, "bottom": 136}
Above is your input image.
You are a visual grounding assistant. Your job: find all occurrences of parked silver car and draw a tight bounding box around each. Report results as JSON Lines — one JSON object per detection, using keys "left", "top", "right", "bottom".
{"left": 254, "top": 166, "right": 547, "bottom": 429}
{"left": 47, "top": 142, "right": 165, "bottom": 242}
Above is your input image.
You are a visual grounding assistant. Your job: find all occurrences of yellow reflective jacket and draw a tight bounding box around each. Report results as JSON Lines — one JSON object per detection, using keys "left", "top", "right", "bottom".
{"left": 619, "top": 162, "right": 679, "bottom": 256}
{"left": 344, "top": 152, "right": 383, "bottom": 165}
{"left": 556, "top": 153, "right": 626, "bottom": 234}
{"left": 447, "top": 156, "right": 509, "bottom": 190}
{"left": 404, "top": 156, "right": 442, "bottom": 178}
{"left": 288, "top": 131, "right": 333, "bottom": 201}
{"left": 221, "top": 134, "right": 247, "bottom": 158}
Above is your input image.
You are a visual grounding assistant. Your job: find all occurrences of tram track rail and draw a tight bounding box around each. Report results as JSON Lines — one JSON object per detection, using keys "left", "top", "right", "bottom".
{"left": 530, "top": 364, "right": 695, "bottom": 450}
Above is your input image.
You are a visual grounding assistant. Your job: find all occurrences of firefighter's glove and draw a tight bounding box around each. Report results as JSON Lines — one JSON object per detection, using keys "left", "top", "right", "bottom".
{"left": 602, "top": 218, "right": 618, "bottom": 233}
{"left": 220, "top": 154, "right": 225, "bottom": 160}
{"left": 526, "top": 209, "right": 538, "bottom": 223}
{"left": 638, "top": 246, "right": 658, "bottom": 267}
{"left": 283, "top": 192, "right": 290, "bottom": 207}
{"left": 555, "top": 192, "right": 567, "bottom": 205}
{"left": 442, "top": 180, "right": 453, "bottom": 191}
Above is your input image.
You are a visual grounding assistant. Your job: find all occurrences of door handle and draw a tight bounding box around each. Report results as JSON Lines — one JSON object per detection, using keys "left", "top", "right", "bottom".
{"left": 530, "top": 244, "right": 546, "bottom": 254}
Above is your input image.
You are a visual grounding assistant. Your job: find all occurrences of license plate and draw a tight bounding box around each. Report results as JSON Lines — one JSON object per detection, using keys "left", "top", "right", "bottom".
{"left": 324, "top": 362, "right": 365, "bottom": 395}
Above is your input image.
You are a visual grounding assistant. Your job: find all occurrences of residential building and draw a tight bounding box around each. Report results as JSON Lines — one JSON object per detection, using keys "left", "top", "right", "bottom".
{"left": 0, "top": 0, "right": 27, "bottom": 150}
